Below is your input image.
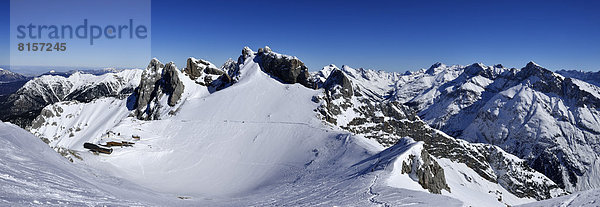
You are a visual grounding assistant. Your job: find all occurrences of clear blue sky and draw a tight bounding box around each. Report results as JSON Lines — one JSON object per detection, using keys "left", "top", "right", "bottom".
{"left": 2, "top": 0, "right": 600, "bottom": 72}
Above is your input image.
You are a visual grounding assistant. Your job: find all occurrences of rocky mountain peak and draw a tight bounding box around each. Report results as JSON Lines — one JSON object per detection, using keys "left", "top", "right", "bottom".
{"left": 258, "top": 45, "right": 272, "bottom": 54}
{"left": 163, "top": 62, "right": 185, "bottom": 106}
{"left": 322, "top": 68, "right": 353, "bottom": 98}
{"left": 252, "top": 46, "right": 314, "bottom": 88}
{"left": 0, "top": 69, "right": 28, "bottom": 82}
{"left": 460, "top": 62, "right": 506, "bottom": 79}
{"left": 133, "top": 58, "right": 185, "bottom": 120}
{"left": 426, "top": 62, "right": 445, "bottom": 75}
{"left": 183, "top": 57, "right": 226, "bottom": 86}
{"left": 526, "top": 61, "right": 541, "bottom": 68}
{"left": 518, "top": 61, "right": 554, "bottom": 78}
{"left": 238, "top": 46, "right": 254, "bottom": 64}
{"left": 463, "top": 63, "right": 486, "bottom": 76}
{"left": 149, "top": 58, "right": 163, "bottom": 71}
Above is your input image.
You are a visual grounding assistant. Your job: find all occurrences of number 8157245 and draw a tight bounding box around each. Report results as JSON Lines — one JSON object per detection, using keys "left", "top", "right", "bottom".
{"left": 17, "top": 43, "right": 66, "bottom": 51}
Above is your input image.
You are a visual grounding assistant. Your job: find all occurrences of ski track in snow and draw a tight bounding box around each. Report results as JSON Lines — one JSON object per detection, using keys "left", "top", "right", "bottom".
{"left": 368, "top": 174, "right": 391, "bottom": 207}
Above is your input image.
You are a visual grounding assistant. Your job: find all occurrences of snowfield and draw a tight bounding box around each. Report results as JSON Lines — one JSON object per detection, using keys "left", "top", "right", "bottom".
{"left": 0, "top": 121, "right": 168, "bottom": 206}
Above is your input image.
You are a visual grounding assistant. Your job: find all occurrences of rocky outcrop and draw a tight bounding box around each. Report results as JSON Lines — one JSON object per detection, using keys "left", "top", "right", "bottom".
{"left": 184, "top": 58, "right": 205, "bottom": 80}
{"left": 254, "top": 46, "right": 313, "bottom": 88}
{"left": 401, "top": 148, "right": 450, "bottom": 194}
{"left": 355, "top": 137, "right": 450, "bottom": 194}
{"left": 426, "top": 62, "right": 444, "bottom": 75}
{"left": 238, "top": 46, "right": 254, "bottom": 64}
{"left": 134, "top": 58, "right": 163, "bottom": 120}
{"left": 322, "top": 69, "right": 353, "bottom": 98}
{"left": 163, "top": 63, "right": 185, "bottom": 106}
{"left": 134, "top": 59, "right": 185, "bottom": 120}
{"left": 185, "top": 58, "right": 225, "bottom": 78}
{"left": 183, "top": 57, "right": 227, "bottom": 87}
{"left": 220, "top": 58, "right": 239, "bottom": 74}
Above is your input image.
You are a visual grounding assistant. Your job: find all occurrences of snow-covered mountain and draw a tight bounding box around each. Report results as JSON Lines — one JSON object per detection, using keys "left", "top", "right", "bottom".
{"left": 556, "top": 69, "right": 600, "bottom": 87}
{"left": 312, "top": 64, "right": 565, "bottom": 201}
{"left": 383, "top": 62, "right": 600, "bottom": 192}
{"left": 17, "top": 47, "right": 576, "bottom": 206}
{"left": 0, "top": 70, "right": 142, "bottom": 128}
{"left": 0, "top": 68, "right": 28, "bottom": 82}
{"left": 310, "top": 60, "right": 600, "bottom": 192}
{"left": 518, "top": 188, "right": 600, "bottom": 207}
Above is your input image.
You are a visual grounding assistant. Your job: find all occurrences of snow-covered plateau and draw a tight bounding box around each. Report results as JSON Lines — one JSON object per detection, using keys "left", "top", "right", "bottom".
{"left": 2, "top": 46, "right": 599, "bottom": 206}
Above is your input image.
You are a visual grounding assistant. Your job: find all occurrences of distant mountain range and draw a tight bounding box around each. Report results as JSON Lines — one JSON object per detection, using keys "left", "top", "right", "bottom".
{"left": 0, "top": 68, "right": 28, "bottom": 82}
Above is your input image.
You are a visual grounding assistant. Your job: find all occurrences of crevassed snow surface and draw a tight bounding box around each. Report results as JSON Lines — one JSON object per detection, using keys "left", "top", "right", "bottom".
{"left": 20, "top": 57, "right": 464, "bottom": 206}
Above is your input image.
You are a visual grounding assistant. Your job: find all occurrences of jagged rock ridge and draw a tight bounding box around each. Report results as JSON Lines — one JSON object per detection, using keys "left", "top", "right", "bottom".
{"left": 133, "top": 59, "right": 185, "bottom": 120}
{"left": 239, "top": 46, "right": 313, "bottom": 88}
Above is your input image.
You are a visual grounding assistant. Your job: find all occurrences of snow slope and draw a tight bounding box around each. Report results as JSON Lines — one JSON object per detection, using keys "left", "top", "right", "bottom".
{"left": 0, "top": 121, "right": 174, "bottom": 206}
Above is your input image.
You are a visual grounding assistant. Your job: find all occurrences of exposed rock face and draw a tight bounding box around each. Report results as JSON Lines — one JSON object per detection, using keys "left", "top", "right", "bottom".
{"left": 322, "top": 69, "right": 353, "bottom": 98}
{"left": 185, "top": 58, "right": 225, "bottom": 78}
{"left": 221, "top": 58, "right": 239, "bottom": 73}
{"left": 184, "top": 58, "right": 205, "bottom": 80}
{"left": 134, "top": 58, "right": 163, "bottom": 120}
{"left": 355, "top": 137, "right": 450, "bottom": 195}
{"left": 215, "top": 59, "right": 237, "bottom": 89}
{"left": 163, "top": 63, "right": 185, "bottom": 106}
{"left": 238, "top": 46, "right": 254, "bottom": 64}
{"left": 134, "top": 59, "right": 185, "bottom": 120}
{"left": 426, "top": 62, "right": 444, "bottom": 75}
{"left": 255, "top": 46, "right": 313, "bottom": 88}
{"left": 183, "top": 57, "right": 228, "bottom": 87}
{"left": 315, "top": 70, "right": 354, "bottom": 124}
{"left": 401, "top": 148, "right": 450, "bottom": 194}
